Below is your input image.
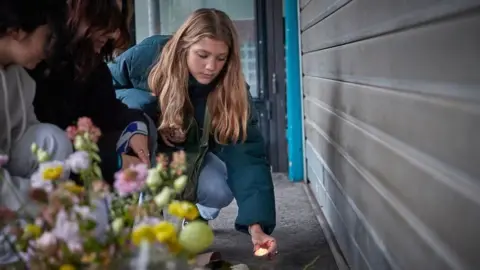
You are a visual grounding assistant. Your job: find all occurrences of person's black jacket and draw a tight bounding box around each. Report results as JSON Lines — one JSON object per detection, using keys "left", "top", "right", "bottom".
{"left": 29, "top": 61, "right": 149, "bottom": 182}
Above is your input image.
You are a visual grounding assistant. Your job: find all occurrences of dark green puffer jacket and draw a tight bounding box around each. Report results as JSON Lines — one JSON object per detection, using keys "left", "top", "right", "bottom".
{"left": 109, "top": 35, "right": 276, "bottom": 235}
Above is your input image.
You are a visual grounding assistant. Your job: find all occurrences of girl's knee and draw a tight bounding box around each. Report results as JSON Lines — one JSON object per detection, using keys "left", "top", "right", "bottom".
{"left": 197, "top": 153, "right": 233, "bottom": 208}
{"left": 30, "top": 123, "right": 73, "bottom": 159}
{"left": 198, "top": 181, "right": 233, "bottom": 208}
{"left": 8, "top": 124, "right": 73, "bottom": 177}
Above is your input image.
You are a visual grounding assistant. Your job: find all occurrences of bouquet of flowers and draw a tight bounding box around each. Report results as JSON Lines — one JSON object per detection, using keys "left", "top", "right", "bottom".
{"left": 0, "top": 117, "right": 214, "bottom": 270}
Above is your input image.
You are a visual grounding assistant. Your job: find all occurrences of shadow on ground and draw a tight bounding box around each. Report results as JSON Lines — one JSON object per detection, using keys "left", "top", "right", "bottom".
{"left": 209, "top": 173, "right": 339, "bottom": 270}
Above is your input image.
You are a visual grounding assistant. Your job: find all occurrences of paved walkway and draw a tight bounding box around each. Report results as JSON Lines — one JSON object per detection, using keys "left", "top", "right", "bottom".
{"left": 210, "top": 174, "right": 339, "bottom": 270}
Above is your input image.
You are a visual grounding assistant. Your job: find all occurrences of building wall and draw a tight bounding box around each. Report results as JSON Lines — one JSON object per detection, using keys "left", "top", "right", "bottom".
{"left": 300, "top": 0, "right": 480, "bottom": 269}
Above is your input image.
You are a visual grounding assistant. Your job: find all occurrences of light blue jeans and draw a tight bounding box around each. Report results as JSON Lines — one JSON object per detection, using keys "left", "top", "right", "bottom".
{"left": 196, "top": 152, "right": 234, "bottom": 220}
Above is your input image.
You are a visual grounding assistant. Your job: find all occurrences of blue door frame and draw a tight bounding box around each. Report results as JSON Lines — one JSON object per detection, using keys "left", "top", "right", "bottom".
{"left": 284, "top": 0, "right": 305, "bottom": 182}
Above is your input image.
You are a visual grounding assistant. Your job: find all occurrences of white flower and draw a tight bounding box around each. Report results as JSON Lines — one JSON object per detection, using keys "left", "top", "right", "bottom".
{"left": 36, "top": 149, "right": 50, "bottom": 163}
{"left": 154, "top": 187, "right": 173, "bottom": 208}
{"left": 66, "top": 241, "right": 83, "bottom": 253}
{"left": 66, "top": 151, "right": 91, "bottom": 173}
{"left": 31, "top": 161, "right": 70, "bottom": 192}
{"left": 145, "top": 168, "right": 162, "bottom": 189}
{"left": 74, "top": 136, "right": 86, "bottom": 150}
{"left": 38, "top": 160, "right": 69, "bottom": 180}
{"left": 31, "top": 171, "right": 53, "bottom": 193}
{"left": 111, "top": 218, "right": 124, "bottom": 234}
{"left": 31, "top": 143, "right": 38, "bottom": 154}
{"left": 36, "top": 232, "right": 57, "bottom": 250}
{"left": 173, "top": 175, "right": 188, "bottom": 193}
{"left": 73, "top": 205, "right": 94, "bottom": 220}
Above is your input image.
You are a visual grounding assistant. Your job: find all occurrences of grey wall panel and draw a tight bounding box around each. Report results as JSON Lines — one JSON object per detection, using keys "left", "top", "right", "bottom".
{"left": 306, "top": 142, "right": 393, "bottom": 270}
{"left": 302, "top": 13, "right": 480, "bottom": 101}
{"left": 301, "top": 0, "right": 480, "bottom": 52}
{"left": 300, "top": 0, "right": 480, "bottom": 269}
{"left": 300, "top": 0, "right": 352, "bottom": 31}
{"left": 303, "top": 76, "right": 480, "bottom": 193}
{"left": 304, "top": 95, "right": 478, "bottom": 269}
{"left": 300, "top": 0, "right": 314, "bottom": 10}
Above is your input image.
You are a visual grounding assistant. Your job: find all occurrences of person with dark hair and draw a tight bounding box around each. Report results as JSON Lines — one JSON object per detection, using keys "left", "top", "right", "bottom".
{"left": 0, "top": 0, "right": 73, "bottom": 264}
{"left": 29, "top": 0, "right": 157, "bottom": 183}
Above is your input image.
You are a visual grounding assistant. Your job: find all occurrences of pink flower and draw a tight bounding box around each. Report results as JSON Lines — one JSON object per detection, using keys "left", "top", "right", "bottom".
{"left": 77, "top": 117, "right": 94, "bottom": 132}
{"left": 66, "top": 126, "right": 78, "bottom": 141}
{"left": 67, "top": 117, "right": 102, "bottom": 143}
{"left": 77, "top": 117, "right": 101, "bottom": 142}
{"left": 0, "top": 154, "right": 8, "bottom": 167}
{"left": 114, "top": 163, "right": 148, "bottom": 197}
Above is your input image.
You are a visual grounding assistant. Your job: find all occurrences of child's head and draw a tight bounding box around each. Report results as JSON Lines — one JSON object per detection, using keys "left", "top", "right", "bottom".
{"left": 0, "top": 0, "right": 65, "bottom": 69}
{"left": 149, "top": 8, "right": 249, "bottom": 144}
{"left": 65, "top": 0, "right": 131, "bottom": 77}
{"left": 151, "top": 8, "right": 243, "bottom": 86}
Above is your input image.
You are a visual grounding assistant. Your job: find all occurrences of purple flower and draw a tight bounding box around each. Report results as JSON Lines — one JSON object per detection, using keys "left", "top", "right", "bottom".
{"left": 113, "top": 163, "right": 148, "bottom": 197}
{"left": 51, "top": 209, "right": 82, "bottom": 252}
{"left": 35, "top": 232, "right": 57, "bottom": 250}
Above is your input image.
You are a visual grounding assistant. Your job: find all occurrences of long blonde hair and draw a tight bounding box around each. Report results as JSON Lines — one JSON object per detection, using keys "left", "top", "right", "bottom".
{"left": 148, "top": 8, "right": 249, "bottom": 144}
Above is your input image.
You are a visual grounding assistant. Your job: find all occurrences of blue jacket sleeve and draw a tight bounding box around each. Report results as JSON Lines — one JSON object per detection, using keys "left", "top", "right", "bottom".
{"left": 108, "top": 49, "right": 134, "bottom": 89}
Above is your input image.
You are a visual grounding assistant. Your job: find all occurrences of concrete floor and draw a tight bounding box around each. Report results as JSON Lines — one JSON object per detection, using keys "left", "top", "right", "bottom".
{"left": 209, "top": 174, "right": 339, "bottom": 270}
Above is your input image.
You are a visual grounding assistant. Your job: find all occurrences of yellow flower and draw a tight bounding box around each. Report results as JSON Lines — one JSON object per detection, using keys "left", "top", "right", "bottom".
{"left": 59, "top": 264, "right": 76, "bottom": 270}
{"left": 63, "top": 181, "right": 84, "bottom": 194}
{"left": 166, "top": 239, "right": 183, "bottom": 255}
{"left": 168, "top": 201, "right": 199, "bottom": 220}
{"left": 81, "top": 253, "right": 96, "bottom": 264}
{"left": 131, "top": 225, "right": 156, "bottom": 246}
{"left": 24, "top": 224, "right": 42, "bottom": 239}
{"left": 152, "top": 221, "right": 176, "bottom": 243}
{"left": 40, "top": 163, "right": 64, "bottom": 181}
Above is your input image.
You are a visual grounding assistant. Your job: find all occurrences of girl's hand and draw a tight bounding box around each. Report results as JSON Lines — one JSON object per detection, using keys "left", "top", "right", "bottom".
{"left": 128, "top": 134, "right": 150, "bottom": 166}
{"left": 159, "top": 132, "right": 175, "bottom": 147}
{"left": 159, "top": 128, "right": 186, "bottom": 147}
{"left": 121, "top": 154, "right": 143, "bottom": 169}
{"left": 249, "top": 224, "right": 278, "bottom": 259}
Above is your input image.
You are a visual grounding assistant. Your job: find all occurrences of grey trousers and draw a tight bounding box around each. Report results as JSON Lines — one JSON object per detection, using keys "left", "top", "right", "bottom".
{"left": 0, "top": 123, "right": 73, "bottom": 265}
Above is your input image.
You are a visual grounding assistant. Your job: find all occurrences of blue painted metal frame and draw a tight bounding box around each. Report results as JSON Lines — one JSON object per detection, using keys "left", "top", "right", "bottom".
{"left": 284, "top": 0, "right": 305, "bottom": 182}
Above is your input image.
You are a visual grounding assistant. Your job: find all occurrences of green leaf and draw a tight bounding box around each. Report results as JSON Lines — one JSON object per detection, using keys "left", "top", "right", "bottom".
{"left": 84, "top": 219, "right": 98, "bottom": 231}
{"left": 83, "top": 236, "right": 103, "bottom": 252}
{"left": 90, "top": 143, "right": 100, "bottom": 152}
{"left": 90, "top": 152, "right": 101, "bottom": 162}
{"left": 93, "top": 164, "right": 103, "bottom": 179}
